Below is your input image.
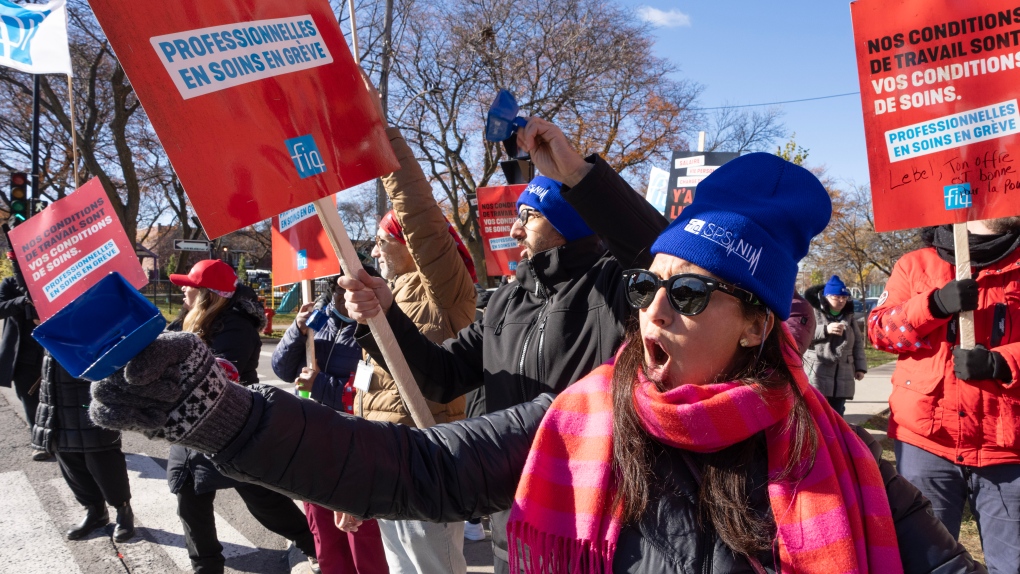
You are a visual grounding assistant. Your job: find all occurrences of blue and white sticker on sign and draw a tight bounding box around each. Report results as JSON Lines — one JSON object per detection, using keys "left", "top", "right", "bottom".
{"left": 944, "top": 183, "right": 972, "bottom": 210}
{"left": 285, "top": 135, "right": 326, "bottom": 179}
{"left": 296, "top": 249, "right": 308, "bottom": 270}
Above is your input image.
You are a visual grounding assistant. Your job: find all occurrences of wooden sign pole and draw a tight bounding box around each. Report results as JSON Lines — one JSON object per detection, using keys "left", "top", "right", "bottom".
{"left": 953, "top": 223, "right": 975, "bottom": 349}
{"left": 313, "top": 198, "right": 436, "bottom": 428}
{"left": 299, "top": 279, "right": 315, "bottom": 398}
{"left": 326, "top": 10, "right": 433, "bottom": 428}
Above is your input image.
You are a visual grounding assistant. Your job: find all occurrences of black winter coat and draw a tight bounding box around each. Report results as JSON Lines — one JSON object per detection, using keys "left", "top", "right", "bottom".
{"left": 209, "top": 387, "right": 984, "bottom": 574}
{"left": 356, "top": 154, "right": 668, "bottom": 564}
{"left": 32, "top": 353, "right": 121, "bottom": 453}
{"left": 0, "top": 276, "right": 43, "bottom": 388}
{"left": 359, "top": 156, "right": 667, "bottom": 415}
{"left": 167, "top": 285, "right": 266, "bottom": 494}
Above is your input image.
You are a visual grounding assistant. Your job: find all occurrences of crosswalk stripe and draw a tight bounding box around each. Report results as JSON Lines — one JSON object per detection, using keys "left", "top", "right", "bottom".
{"left": 123, "top": 453, "right": 259, "bottom": 571}
{"left": 0, "top": 471, "right": 82, "bottom": 574}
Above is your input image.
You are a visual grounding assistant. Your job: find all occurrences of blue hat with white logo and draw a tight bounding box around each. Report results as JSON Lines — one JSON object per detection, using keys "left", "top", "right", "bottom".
{"left": 823, "top": 275, "right": 850, "bottom": 297}
{"left": 516, "top": 176, "right": 594, "bottom": 243}
{"left": 650, "top": 153, "right": 831, "bottom": 320}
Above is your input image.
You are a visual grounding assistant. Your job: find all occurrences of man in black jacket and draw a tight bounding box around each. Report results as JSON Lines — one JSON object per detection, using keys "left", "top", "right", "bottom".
{"left": 0, "top": 252, "right": 49, "bottom": 461}
{"left": 341, "top": 117, "right": 668, "bottom": 571}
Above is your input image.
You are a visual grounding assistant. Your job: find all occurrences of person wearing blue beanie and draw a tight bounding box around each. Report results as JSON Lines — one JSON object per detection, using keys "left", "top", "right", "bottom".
{"left": 803, "top": 274, "right": 867, "bottom": 417}
{"left": 649, "top": 152, "right": 832, "bottom": 321}
{"left": 515, "top": 175, "right": 595, "bottom": 244}
{"left": 823, "top": 275, "right": 851, "bottom": 297}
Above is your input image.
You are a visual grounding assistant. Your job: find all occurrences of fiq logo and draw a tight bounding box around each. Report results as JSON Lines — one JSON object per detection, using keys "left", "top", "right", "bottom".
{"left": 944, "top": 183, "right": 972, "bottom": 211}
{"left": 285, "top": 135, "right": 326, "bottom": 179}
{"left": 0, "top": 2, "right": 49, "bottom": 66}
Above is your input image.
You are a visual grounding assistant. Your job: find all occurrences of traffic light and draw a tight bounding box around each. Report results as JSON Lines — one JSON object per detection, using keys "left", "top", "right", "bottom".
{"left": 9, "top": 172, "right": 28, "bottom": 225}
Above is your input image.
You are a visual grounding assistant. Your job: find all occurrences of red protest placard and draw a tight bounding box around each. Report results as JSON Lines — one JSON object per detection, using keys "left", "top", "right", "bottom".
{"left": 476, "top": 185, "right": 526, "bottom": 277}
{"left": 271, "top": 198, "right": 341, "bottom": 286}
{"left": 87, "top": 0, "right": 399, "bottom": 239}
{"left": 851, "top": 0, "right": 1020, "bottom": 232}
{"left": 8, "top": 178, "right": 148, "bottom": 322}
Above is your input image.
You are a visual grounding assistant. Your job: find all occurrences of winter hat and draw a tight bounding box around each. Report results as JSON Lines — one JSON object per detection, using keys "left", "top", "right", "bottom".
{"left": 823, "top": 275, "right": 850, "bottom": 297}
{"left": 650, "top": 152, "right": 831, "bottom": 320}
{"left": 377, "top": 210, "right": 478, "bottom": 283}
{"left": 169, "top": 259, "right": 237, "bottom": 298}
{"left": 516, "top": 176, "right": 594, "bottom": 242}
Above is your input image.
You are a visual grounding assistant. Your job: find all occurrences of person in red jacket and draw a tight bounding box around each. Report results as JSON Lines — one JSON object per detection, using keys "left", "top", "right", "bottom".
{"left": 869, "top": 217, "right": 1020, "bottom": 574}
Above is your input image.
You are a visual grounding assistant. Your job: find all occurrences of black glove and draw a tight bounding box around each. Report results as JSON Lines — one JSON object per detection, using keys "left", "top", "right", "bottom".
{"left": 952, "top": 345, "right": 1012, "bottom": 383}
{"left": 930, "top": 279, "right": 978, "bottom": 318}
{"left": 90, "top": 332, "right": 252, "bottom": 452}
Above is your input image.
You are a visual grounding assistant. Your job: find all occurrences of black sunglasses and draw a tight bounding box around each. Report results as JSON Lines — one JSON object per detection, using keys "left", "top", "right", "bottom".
{"left": 622, "top": 270, "right": 761, "bottom": 315}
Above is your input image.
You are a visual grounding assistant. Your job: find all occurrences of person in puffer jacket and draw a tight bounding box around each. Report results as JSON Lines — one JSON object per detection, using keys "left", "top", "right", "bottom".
{"left": 91, "top": 145, "right": 985, "bottom": 574}
{"left": 165, "top": 260, "right": 318, "bottom": 574}
{"left": 34, "top": 351, "right": 135, "bottom": 543}
{"left": 802, "top": 275, "right": 867, "bottom": 416}
{"left": 272, "top": 277, "right": 388, "bottom": 574}
{"left": 869, "top": 219, "right": 1020, "bottom": 574}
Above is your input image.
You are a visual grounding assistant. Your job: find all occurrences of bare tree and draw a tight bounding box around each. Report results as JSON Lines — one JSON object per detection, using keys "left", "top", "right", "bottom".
{"left": 389, "top": 0, "right": 704, "bottom": 278}
{"left": 802, "top": 179, "right": 920, "bottom": 295}
{"left": 705, "top": 106, "right": 787, "bottom": 154}
{"left": 337, "top": 185, "right": 379, "bottom": 243}
{"left": 0, "top": 0, "right": 176, "bottom": 247}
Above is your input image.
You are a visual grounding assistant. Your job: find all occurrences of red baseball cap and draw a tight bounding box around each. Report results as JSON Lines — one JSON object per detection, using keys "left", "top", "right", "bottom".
{"left": 169, "top": 260, "right": 237, "bottom": 297}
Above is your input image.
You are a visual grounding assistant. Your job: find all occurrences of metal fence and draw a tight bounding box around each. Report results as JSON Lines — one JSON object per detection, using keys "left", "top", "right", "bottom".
{"left": 140, "top": 277, "right": 337, "bottom": 317}
{"left": 140, "top": 280, "right": 181, "bottom": 317}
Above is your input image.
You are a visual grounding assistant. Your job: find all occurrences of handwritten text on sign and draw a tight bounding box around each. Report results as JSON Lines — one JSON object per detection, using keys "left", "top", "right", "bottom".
{"left": 150, "top": 15, "right": 333, "bottom": 99}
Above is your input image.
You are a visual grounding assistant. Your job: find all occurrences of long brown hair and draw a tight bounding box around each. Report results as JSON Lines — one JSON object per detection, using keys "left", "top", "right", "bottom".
{"left": 181, "top": 288, "right": 231, "bottom": 342}
{"left": 611, "top": 302, "right": 818, "bottom": 556}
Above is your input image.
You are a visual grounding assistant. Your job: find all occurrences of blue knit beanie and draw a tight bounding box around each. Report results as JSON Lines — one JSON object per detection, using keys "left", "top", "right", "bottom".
{"left": 823, "top": 275, "right": 850, "bottom": 297}
{"left": 516, "top": 176, "right": 594, "bottom": 242}
{"left": 650, "top": 153, "right": 831, "bottom": 320}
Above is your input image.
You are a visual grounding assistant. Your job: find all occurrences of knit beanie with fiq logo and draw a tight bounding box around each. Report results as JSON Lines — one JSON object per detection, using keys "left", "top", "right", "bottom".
{"left": 650, "top": 153, "right": 831, "bottom": 320}
{"left": 515, "top": 176, "right": 594, "bottom": 243}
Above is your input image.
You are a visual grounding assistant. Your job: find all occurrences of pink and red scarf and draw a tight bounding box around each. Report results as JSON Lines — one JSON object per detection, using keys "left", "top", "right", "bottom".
{"left": 507, "top": 336, "right": 901, "bottom": 573}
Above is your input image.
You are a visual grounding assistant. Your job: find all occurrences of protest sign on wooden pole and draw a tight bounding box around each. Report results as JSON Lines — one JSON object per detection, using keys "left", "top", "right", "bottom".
{"left": 850, "top": 0, "right": 1020, "bottom": 349}
{"left": 87, "top": 0, "right": 436, "bottom": 426}
{"left": 476, "top": 184, "right": 526, "bottom": 277}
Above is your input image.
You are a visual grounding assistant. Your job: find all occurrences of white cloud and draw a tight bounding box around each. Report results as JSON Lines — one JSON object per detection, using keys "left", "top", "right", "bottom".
{"left": 636, "top": 6, "right": 692, "bottom": 28}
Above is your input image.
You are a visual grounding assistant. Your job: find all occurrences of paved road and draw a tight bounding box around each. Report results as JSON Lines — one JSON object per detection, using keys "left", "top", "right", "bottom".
{"left": 0, "top": 338, "right": 495, "bottom": 574}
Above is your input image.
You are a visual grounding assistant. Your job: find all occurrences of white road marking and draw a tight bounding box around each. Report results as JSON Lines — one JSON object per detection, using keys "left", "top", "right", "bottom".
{"left": 123, "top": 453, "right": 259, "bottom": 571}
{"left": 0, "top": 471, "right": 83, "bottom": 574}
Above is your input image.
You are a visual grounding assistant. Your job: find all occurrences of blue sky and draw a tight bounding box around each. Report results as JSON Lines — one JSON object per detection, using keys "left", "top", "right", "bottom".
{"left": 622, "top": 0, "right": 869, "bottom": 186}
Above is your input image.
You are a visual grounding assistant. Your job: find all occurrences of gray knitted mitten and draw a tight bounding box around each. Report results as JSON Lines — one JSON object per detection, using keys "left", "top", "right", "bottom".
{"left": 90, "top": 331, "right": 253, "bottom": 453}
